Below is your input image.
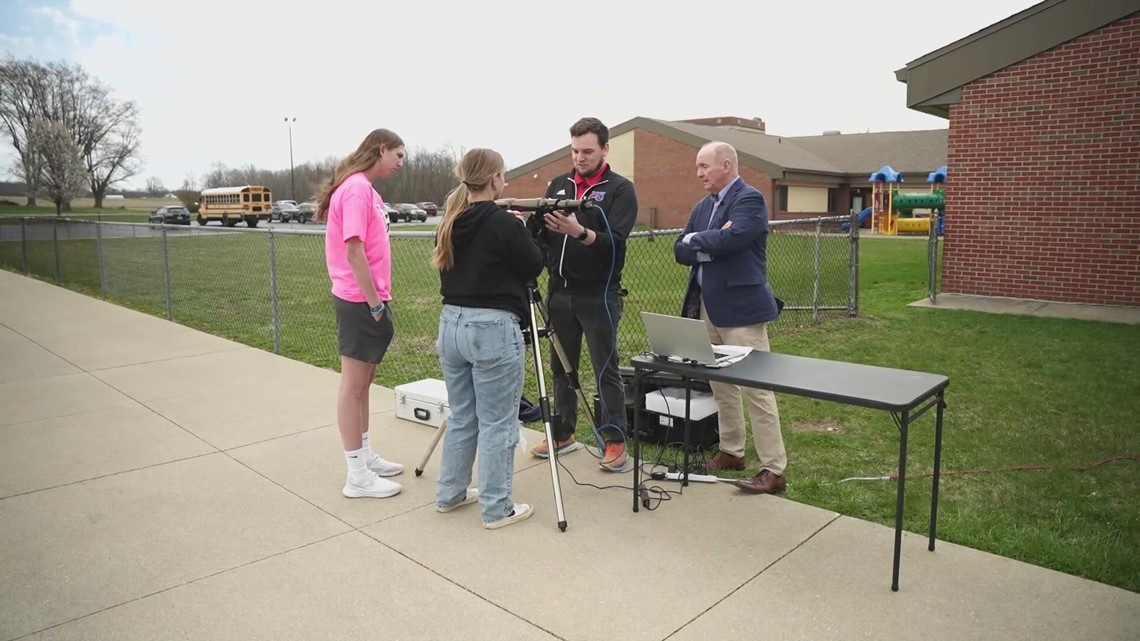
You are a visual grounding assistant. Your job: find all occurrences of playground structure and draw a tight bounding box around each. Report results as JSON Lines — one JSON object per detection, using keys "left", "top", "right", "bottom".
{"left": 867, "top": 165, "right": 946, "bottom": 235}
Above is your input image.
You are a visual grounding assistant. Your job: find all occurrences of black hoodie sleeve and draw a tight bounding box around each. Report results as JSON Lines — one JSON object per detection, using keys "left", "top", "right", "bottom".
{"left": 498, "top": 210, "right": 545, "bottom": 282}
{"left": 586, "top": 178, "right": 637, "bottom": 257}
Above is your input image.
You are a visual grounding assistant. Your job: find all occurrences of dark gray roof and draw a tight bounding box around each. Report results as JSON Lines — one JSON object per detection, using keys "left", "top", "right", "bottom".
{"left": 786, "top": 129, "right": 949, "bottom": 175}
{"left": 651, "top": 119, "right": 845, "bottom": 175}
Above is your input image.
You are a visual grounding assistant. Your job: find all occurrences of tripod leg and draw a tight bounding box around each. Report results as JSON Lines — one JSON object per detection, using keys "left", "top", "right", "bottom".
{"left": 414, "top": 418, "right": 447, "bottom": 477}
{"left": 536, "top": 296, "right": 600, "bottom": 432}
{"left": 529, "top": 293, "right": 568, "bottom": 531}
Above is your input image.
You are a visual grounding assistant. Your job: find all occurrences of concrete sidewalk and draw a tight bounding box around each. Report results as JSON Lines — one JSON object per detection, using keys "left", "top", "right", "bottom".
{"left": 0, "top": 269, "right": 1136, "bottom": 641}
{"left": 910, "top": 292, "right": 1140, "bottom": 325}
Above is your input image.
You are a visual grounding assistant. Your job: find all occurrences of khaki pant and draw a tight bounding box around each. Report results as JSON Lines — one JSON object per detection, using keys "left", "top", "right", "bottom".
{"left": 700, "top": 302, "right": 787, "bottom": 474}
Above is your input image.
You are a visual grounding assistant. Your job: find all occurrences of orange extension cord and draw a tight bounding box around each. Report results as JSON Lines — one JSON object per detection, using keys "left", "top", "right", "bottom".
{"left": 838, "top": 455, "right": 1137, "bottom": 483}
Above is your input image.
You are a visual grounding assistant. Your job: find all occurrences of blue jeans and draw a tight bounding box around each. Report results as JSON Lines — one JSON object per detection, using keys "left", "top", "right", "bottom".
{"left": 436, "top": 305, "right": 524, "bottom": 523}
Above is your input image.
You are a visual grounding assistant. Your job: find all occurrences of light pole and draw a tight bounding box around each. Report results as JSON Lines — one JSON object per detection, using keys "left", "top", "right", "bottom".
{"left": 284, "top": 117, "right": 296, "bottom": 201}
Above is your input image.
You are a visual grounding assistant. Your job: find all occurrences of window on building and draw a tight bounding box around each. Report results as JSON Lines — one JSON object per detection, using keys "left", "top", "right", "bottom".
{"left": 777, "top": 185, "right": 788, "bottom": 211}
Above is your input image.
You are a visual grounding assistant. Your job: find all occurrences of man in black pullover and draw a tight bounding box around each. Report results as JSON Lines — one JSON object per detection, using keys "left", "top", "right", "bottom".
{"left": 529, "top": 117, "right": 638, "bottom": 472}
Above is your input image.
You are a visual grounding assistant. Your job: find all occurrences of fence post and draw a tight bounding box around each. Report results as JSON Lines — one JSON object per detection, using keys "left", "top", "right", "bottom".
{"left": 96, "top": 221, "right": 107, "bottom": 300}
{"left": 927, "top": 212, "right": 939, "bottom": 304}
{"left": 52, "top": 219, "right": 61, "bottom": 283}
{"left": 268, "top": 227, "right": 281, "bottom": 355}
{"left": 20, "top": 217, "right": 28, "bottom": 276}
{"left": 848, "top": 209, "right": 860, "bottom": 317}
{"left": 811, "top": 218, "right": 823, "bottom": 324}
{"left": 161, "top": 225, "right": 173, "bottom": 320}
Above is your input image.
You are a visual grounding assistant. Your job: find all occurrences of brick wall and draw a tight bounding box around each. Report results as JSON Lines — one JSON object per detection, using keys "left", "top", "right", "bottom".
{"left": 503, "top": 157, "right": 572, "bottom": 199}
{"left": 633, "top": 129, "right": 774, "bottom": 229}
{"left": 944, "top": 13, "right": 1140, "bottom": 306}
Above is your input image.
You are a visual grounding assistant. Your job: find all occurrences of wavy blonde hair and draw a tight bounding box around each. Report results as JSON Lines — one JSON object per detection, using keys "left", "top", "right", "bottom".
{"left": 432, "top": 148, "right": 505, "bottom": 270}
{"left": 313, "top": 128, "right": 404, "bottom": 223}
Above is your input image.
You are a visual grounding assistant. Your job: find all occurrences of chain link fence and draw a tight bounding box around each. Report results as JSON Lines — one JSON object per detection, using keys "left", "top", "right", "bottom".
{"left": 927, "top": 211, "right": 943, "bottom": 303}
{"left": 0, "top": 214, "right": 859, "bottom": 395}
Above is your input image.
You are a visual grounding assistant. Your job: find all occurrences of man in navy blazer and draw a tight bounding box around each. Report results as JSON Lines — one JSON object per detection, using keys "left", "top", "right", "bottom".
{"left": 674, "top": 142, "right": 788, "bottom": 494}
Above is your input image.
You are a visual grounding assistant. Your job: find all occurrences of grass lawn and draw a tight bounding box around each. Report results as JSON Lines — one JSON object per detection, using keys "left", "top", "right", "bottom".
{"left": 2, "top": 224, "right": 1137, "bottom": 592}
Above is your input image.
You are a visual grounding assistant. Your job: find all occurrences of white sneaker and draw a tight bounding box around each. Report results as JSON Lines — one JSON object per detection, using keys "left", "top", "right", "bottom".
{"left": 483, "top": 503, "right": 533, "bottom": 530}
{"left": 436, "top": 488, "right": 480, "bottom": 513}
{"left": 343, "top": 470, "right": 402, "bottom": 498}
{"left": 367, "top": 454, "right": 404, "bottom": 477}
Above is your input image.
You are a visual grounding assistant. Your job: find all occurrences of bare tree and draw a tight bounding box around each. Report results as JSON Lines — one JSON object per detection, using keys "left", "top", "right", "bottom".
{"left": 145, "top": 176, "right": 166, "bottom": 197}
{"left": 175, "top": 173, "right": 200, "bottom": 211}
{"left": 179, "top": 172, "right": 198, "bottom": 192}
{"left": 374, "top": 146, "right": 457, "bottom": 204}
{"left": 186, "top": 146, "right": 458, "bottom": 208}
{"left": 86, "top": 117, "right": 142, "bottom": 207}
{"left": 0, "top": 56, "right": 143, "bottom": 208}
{"left": 14, "top": 118, "right": 88, "bottom": 215}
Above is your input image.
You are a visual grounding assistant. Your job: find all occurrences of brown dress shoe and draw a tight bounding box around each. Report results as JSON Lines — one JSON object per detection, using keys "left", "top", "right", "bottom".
{"left": 705, "top": 450, "right": 746, "bottom": 472}
{"left": 736, "top": 469, "right": 787, "bottom": 494}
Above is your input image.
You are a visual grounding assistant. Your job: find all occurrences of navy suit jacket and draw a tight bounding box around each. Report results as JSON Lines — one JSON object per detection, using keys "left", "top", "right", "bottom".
{"left": 673, "top": 178, "right": 781, "bottom": 327}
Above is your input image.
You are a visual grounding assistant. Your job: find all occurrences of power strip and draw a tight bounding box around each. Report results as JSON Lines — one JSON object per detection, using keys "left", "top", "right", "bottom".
{"left": 664, "top": 471, "right": 720, "bottom": 483}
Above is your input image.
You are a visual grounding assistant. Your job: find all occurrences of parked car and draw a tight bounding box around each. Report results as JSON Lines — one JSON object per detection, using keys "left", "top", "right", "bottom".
{"left": 384, "top": 204, "right": 400, "bottom": 225}
{"left": 394, "top": 203, "right": 428, "bottom": 222}
{"left": 417, "top": 202, "right": 439, "bottom": 217}
{"left": 149, "top": 205, "right": 191, "bottom": 225}
{"left": 296, "top": 201, "right": 316, "bottom": 223}
{"left": 272, "top": 200, "right": 301, "bottom": 222}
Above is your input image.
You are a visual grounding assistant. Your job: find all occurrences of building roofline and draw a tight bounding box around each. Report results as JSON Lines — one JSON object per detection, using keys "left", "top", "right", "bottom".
{"left": 895, "top": 0, "right": 1140, "bottom": 117}
{"left": 506, "top": 116, "right": 793, "bottom": 181}
{"left": 507, "top": 118, "right": 947, "bottom": 184}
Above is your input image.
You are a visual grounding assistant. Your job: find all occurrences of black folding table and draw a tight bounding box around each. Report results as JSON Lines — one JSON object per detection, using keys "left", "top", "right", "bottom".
{"left": 629, "top": 351, "right": 949, "bottom": 591}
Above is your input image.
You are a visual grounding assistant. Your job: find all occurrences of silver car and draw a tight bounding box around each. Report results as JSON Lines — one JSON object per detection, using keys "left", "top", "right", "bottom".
{"left": 272, "top": 200, "right": 302, "bottom": 222}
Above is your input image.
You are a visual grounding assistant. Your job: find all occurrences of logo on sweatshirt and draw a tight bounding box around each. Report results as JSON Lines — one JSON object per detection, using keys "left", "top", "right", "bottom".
{"left": 555, "top": 189, "right": 566, "bottom": 196}
{"left": 590, "top": 191, "right": 605, "bottom": 201}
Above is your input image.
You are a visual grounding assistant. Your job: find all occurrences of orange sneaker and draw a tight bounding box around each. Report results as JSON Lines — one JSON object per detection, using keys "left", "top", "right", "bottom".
{"left": 599, "top": 442, "right": 628, "bottom": 472}
{"left": 529, "top": 436, "right": 582, "bottom": 459}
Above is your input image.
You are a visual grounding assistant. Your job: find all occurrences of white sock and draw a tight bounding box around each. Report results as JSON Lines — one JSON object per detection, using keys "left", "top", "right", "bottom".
{"left": 346, "top": 446, "right": 367, "bottom": 475}
{"left": 361, "top": 431, "right": 374, "bottom": 458}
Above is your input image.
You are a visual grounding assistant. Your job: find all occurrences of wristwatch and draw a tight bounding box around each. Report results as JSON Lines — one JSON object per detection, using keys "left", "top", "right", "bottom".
{"left": 369, "top": 302, "right": 385, "bottom": 315}
{"left": 575, "top": 227, "right": 589, "bottom": 241}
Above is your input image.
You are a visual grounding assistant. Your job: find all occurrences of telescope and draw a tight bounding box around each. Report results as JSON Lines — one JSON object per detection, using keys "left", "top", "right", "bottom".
{"left": 494, "top": 197, "right": 597, "bottom": 213}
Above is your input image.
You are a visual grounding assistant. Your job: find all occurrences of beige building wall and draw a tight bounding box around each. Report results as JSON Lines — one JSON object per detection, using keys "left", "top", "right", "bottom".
{"left": 787, "top": 185, "right": 829, "bottom": 211}
{"left": 607, "top": 130, "right": 635, "bottom": 181}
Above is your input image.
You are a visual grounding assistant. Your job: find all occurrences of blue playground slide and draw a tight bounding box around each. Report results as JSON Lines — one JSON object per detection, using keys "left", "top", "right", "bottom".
{"left": 841, "top": 207, "right": 873, "bottom": 232}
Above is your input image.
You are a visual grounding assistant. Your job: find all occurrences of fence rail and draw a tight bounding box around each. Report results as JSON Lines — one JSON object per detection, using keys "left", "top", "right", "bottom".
{"left": 0, "top": 214, "right": 860, "bottom": 393}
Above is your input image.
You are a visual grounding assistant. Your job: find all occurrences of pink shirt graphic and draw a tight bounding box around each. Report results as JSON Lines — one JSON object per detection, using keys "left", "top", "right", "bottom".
{"left": 324, "top": 172, "right": 391, "bottom": 303}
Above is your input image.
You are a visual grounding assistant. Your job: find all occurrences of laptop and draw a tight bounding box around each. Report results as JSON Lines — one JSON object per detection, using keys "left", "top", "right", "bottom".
{"left": 640, "top": 312, "right": 752, "bottom": 368}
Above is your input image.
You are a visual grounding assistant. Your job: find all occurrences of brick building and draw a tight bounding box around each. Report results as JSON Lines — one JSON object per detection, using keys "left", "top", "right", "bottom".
{"left": 503, "top": 116, "right": 947, "bottom": 229}
{"left": 896, "top": 0, "right": 1140, "bottom": 307}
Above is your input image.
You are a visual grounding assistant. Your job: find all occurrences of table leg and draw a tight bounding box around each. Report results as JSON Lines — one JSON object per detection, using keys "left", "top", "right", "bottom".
{"left": 682, "top": 379, "right": 692, "bottom": 486}
{"left": 892, "top": 409, "right": 910, "bottom": 592}
{"left": 633, "top": 370, "right": 644, "bottom": 513}
{"left": 929, "top": 391, "right": 945, "bottom": 551}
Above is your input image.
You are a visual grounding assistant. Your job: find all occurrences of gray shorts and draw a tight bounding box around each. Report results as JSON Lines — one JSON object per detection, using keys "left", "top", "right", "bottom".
{"left": 333, "top": 295, "right": 394, "bottom": 364}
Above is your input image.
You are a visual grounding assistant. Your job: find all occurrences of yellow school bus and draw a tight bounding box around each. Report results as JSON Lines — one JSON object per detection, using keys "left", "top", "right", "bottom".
{"left": 197, "top": 185, "right": 273, "bottom": 227}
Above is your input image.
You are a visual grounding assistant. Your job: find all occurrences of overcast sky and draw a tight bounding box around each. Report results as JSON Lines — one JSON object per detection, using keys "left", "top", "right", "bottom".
{"left": 2, "top": 0, "right": 1040, "bottom": 191}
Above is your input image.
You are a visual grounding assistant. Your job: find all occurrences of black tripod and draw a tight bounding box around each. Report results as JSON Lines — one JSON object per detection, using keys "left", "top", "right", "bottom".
{"left": 413, "top": 280, "right": 601, "bottom": 533}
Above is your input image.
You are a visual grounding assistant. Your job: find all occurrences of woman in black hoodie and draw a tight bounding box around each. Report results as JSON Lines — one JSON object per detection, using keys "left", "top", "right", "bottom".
{"left": 432, "top": 148, "right": 544, "bottom": 530}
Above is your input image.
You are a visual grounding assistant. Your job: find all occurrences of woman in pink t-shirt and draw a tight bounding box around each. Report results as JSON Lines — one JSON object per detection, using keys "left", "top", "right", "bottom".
{"left": 313, "top": 128, "right": 406, "bottom": 500}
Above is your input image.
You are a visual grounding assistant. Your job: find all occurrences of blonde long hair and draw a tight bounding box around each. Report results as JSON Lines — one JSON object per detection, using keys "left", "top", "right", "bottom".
{"left": 313, "top": 128, "right": 404, "bottom": 223}
{"left": 433, "top": 148, "right": 505, "bottom": 270}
